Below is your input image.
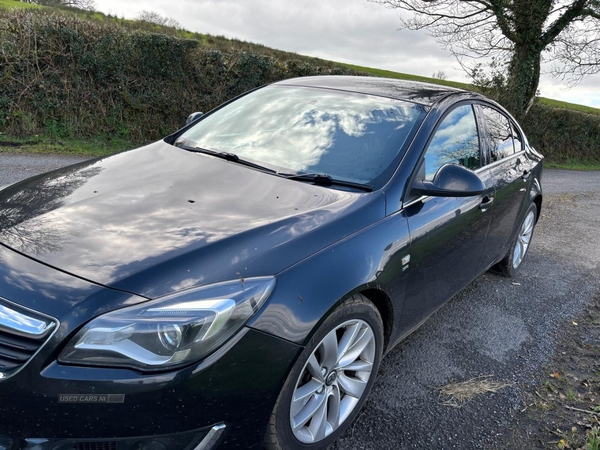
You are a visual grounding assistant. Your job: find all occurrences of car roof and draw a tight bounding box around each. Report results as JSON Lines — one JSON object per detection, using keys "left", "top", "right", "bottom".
{"left": 273, "top": 75, "right": 466, "bottom": 107}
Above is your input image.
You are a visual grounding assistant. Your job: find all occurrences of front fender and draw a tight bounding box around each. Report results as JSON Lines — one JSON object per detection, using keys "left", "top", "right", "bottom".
{"left": 247, "top": 211, "right": 411, "bottom": 347}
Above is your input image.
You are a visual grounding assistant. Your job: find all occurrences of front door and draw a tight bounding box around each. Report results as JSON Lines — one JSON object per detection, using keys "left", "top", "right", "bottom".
{"left": 399, "top": 104, "right": 495, "bottom": 332}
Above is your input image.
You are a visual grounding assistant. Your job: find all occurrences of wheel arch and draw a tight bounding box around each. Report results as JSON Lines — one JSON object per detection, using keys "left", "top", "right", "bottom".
{"left": 358, "top": 288, "right": 394, "bottom": 352}
{"left": 296, "top": 285, "right": 395, "bottom": 352}
{"left": 248, "top": 212, "right": 410, "bottom": 351}
{"left": 533, "top": 193, "right": 543, "bottom": 223}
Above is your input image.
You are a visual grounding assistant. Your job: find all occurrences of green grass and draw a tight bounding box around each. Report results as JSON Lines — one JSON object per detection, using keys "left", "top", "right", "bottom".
{"left": 340, "top": 63, "right": 471, "bottom": 90}
{"left": 538, "top": 97, "right": 600, "bottom": 115}
{"left": 545, "top": 159, "right": 600, "bottom": 171}
{"left": 589, "top": 428, "right": 600, "bottom": 450}
{"left": 0, "top": 0, "right": 42, "bottom": 9}
{"left": 0, "top": 136, "right": 141, "bottom": 157}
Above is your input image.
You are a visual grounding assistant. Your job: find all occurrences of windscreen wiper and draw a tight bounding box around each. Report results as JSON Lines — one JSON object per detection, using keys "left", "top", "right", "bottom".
{"left": 176, "top": 144, "right": 277, "bottom": 174}
{"left": 175, "top": 143, "right": 372, "bottom": 192}
{"left": 280, "top": 173, "right": 373, "bottom": 192}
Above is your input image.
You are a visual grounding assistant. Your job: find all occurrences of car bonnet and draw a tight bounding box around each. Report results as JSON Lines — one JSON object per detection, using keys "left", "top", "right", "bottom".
{"left": 0, "top": 141, "right": 385, "bottom": 298}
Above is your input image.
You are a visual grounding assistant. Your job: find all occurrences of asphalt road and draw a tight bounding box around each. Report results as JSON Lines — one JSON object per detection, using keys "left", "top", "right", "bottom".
{"left": 0, "top": 153, "right": 89, "bottom": 187}
{"left": 0, "top": 153, "right": 598, "bottom": 449}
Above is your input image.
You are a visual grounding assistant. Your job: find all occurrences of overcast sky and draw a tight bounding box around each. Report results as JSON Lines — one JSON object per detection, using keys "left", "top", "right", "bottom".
{"left": 94, "top": 0, "right": 600, "bottom": 108}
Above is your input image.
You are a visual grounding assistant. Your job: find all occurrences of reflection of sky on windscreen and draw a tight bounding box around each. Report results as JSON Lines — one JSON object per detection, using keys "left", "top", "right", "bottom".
{"left": 179, "top": 87, "right": 423, "bottom": 183}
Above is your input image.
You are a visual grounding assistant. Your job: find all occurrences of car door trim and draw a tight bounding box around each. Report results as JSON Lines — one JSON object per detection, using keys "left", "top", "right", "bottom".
{"left": 484, "top": 149, "right": 527, "bottom": 171}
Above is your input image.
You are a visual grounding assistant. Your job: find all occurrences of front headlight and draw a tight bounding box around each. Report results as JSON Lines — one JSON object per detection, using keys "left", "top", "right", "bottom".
{"left": 59, "top": 277, "right": 275, "bottom": 371}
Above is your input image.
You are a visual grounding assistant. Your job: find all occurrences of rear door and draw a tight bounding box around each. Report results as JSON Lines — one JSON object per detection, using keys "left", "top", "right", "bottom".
{"left": 478, "top": 105, "right": 531, "bottom": 266}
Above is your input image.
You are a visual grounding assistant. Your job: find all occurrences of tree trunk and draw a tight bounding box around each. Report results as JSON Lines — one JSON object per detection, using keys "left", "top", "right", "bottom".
{"left": 503, "top": 44, "right": 542, "bottom": 120}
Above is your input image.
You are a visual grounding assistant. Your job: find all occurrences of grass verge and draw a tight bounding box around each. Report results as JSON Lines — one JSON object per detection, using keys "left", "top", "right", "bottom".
{"left": 545, "top": 160, "right": 600, "bottom": 171}
{"left": 0, "top": 136, "right": 142, "bottom": 157}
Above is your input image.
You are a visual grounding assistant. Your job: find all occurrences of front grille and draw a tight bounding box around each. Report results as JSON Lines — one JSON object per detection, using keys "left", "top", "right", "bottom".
{"left": 0, "top": 329, "right": 45, "bottom": 374}
{"left": 72, "top": 442, "right": 119, "bottom": 450}
{"left": 0, "top": 297, "right": 57, "bottom": 379}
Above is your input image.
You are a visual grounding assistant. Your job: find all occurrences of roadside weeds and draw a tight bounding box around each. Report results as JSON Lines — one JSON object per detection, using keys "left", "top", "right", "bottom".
{"left": 504, "top": 289, "right": 600, "bottom": 449}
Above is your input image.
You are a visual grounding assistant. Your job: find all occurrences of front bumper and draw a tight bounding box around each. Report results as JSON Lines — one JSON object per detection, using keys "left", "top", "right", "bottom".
{"left": 1, "top": 424, "right": 223, "bottom": 450}
{"left": 0, "top": 327, "right": 301, "bottom": 450}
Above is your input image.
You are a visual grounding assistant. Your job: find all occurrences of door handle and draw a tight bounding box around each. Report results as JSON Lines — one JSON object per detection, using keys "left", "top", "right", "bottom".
{"left": 521, "top": 170, "right": 531, "bottom": 180}
{"left": 479, "top": 196, "right": 494, "bottom": 210}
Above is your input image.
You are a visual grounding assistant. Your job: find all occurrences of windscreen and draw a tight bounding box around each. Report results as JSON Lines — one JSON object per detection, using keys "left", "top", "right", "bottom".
{"left": 176, "top": 86, "right": 426, "bottom": 187}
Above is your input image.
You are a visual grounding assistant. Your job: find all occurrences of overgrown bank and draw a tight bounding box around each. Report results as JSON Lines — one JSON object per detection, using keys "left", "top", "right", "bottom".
{"left": 0, "top": 9, "right": 358, "bottom": 145}
{"left": 523, "top": 105, "right": 600, "bottom": 167}
{"left": 0, "top": 7, "right": 599, "bottom": 165}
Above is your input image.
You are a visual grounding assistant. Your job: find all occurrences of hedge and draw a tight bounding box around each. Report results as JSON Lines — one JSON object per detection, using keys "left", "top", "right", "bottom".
{"left": 523, "top": 103, "right": 600, "bottom": 164}
{"left": 0, "top": 9, "right": 358, "bottom": 142}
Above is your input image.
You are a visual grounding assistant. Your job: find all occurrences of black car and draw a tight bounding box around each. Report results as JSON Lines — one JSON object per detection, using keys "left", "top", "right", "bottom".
{"left": 0, "top": 76, "right": 542, "bottom": 450}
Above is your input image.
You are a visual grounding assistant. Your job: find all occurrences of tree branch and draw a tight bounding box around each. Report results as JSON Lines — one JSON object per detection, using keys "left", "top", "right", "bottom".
{"left": 542, "top": 0, "right": 589, "bottom": 45}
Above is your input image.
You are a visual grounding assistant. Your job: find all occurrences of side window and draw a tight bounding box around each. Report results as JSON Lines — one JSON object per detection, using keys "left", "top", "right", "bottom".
{"left": 424, "top": 104, "right": 480, "bottom": 180}
{"left": 481, "top": 106, "right": 515, "bottom": 162}
{"left": 512, "top": 123, "right": 523, "bottom": 153}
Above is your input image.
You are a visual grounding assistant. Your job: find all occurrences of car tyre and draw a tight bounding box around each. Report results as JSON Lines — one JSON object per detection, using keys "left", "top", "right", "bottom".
{"left": 496, "top": 202, "right": 537, "bottom": 278}
{"left": 264, "top": 294, "right": 384, "bottom": 450}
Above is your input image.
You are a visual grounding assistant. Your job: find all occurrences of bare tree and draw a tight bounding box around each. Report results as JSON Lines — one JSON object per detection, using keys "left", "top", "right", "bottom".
{"left": 432, "top": 70, "right": 448, "bottom": 80}
{"left": 371, "top": 0, "right": 600, "bottom": 118}
{"left": 553, "top": 17, "right": 600, "bottom": 85}
{"left": 135, "top": 10, "right": 181, "bottom": 29}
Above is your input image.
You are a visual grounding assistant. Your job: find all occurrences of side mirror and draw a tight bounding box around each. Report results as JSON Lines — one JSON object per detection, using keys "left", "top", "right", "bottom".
{"left": 412, "top": 164, "right": 485, "bottom": 197}
{"left": 185, "top": 112, "right": 204, "bottom": 126}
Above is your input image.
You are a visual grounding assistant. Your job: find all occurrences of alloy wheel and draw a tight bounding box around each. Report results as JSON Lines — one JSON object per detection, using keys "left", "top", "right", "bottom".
{"left": 512, "top": 210, "right": 536, "bottom": 269}
{"left": 289, "top": 319, "right": 376, "bottom": 444}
